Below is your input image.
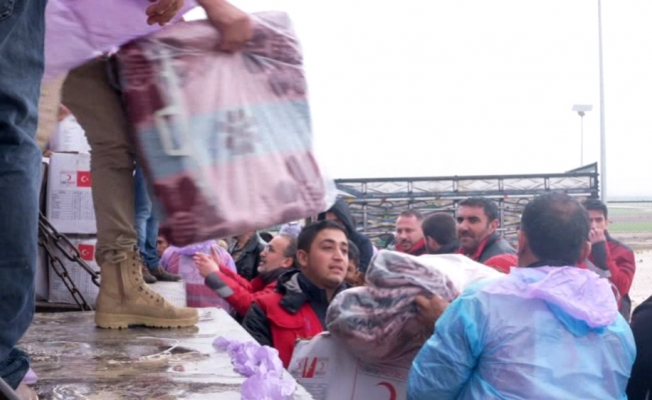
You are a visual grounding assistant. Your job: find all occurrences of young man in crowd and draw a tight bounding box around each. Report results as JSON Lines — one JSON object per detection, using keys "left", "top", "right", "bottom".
{"left": 318, "top": 199, "right": 374, "bottom": 273}
{"left": 582, "top": 199, "right": 636, "bottom": 319}
{"left": 421, "top": 212, "right": 459, "bottom": 255}
{"left": 194, "top": 233, "right": 297, "bottom": 318}
{"left": 408, "top": 192, "right": 635, "bottom": 399}
{"left": 395, "top": 210, "right": 427, "bottom": 256}
{"left": 242, "top": 221, "right": 349, "bottom": 367}
{"left": 456, "top": 197, "right": 515, "bottom": 262}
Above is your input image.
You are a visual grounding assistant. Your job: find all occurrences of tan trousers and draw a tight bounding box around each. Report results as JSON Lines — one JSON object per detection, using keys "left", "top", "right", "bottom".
{"left": 59, "top": 59, "right": 138, "bottom": 265}
{"left": 35, "top": 75, "right": 66, "bottom": 152}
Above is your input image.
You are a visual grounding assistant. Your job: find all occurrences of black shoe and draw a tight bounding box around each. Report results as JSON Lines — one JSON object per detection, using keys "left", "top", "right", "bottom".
{"left": 151, "top": 266, "right": 182, "bottom": 282}
{"left": 141, "top": 265, "right": 158, "bottom": 284}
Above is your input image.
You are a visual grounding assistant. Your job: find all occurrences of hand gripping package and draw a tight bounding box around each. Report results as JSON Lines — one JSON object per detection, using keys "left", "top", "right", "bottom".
{"left": 325, "top": 251, "right": 501, "bottom": 365}
{"left": 116, "top": 12, "right": 335, "bottom": 246}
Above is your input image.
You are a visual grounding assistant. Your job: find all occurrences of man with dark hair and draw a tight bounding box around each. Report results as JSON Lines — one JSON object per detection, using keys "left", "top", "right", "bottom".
{"left": 456, "top": 197, "right": 515, "bottom": 262}
{"left": 582, "top": 198, "right": 636, "bottom": 319}
{"left": 242, "top": 221, "right": 349, "bottom": 367}
{"left": 421, "top": 212, "right": 459, "bottom": 254}
{"left": 319, "top": 199, "right": 374, "bottom": 273}
{"left": 408, "top": 193, "right": 635, "bottom": 399}
{"left": 395, "top": 210, "right": 427, "bottom": 256}
{"left": 195, "top": 233, "right": 297, "bottom": 318}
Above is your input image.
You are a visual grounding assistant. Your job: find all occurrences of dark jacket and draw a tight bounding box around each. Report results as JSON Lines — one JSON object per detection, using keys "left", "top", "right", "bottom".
{"left": 228, "top": 233, "right": 265, "bottom": 281}
{"left": 627, "top": 295, "right": 652, "bottom": 400}
{"left": 432, "top": 240, "right": 460, "bottom": 255}
{"left": 588, "top": 232, "right": 636, "bottom": 319}
{"left": 458, "top": 232, "right": 515, "bottom": 263}
{"left": 242, "top": 269, "right": 347, "bottom": 367}
{"left": 318, "top": 199, "right": 374, "bottom": 273}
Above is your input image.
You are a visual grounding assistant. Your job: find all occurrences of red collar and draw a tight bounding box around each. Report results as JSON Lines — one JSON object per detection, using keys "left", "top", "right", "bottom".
{"left": 456, "top": 235, "right": 492, "bottom": 261}
{"left": 396, "top": 238, "right": 426, "bottom": 256}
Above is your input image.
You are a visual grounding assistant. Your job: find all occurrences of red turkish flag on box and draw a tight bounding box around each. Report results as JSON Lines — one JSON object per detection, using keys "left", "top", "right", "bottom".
{"left": 76, "top": 171, "right": 92, "bottom": 187}
{"left": 78, "top": 243, "right": 95, "bottom": 261}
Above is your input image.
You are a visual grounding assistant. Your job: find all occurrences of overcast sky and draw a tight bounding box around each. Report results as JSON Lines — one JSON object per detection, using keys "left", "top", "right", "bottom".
{"left": 187, "top": 1, "right": 652, "bottom": 200}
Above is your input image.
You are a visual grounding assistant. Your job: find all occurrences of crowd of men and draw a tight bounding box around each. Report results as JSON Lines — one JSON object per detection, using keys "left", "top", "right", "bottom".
{"left": 2, "top": 1, "right": 651, "bottom": 398}
{"left": 148, "top": 193, "right": 649, "bottom": 398}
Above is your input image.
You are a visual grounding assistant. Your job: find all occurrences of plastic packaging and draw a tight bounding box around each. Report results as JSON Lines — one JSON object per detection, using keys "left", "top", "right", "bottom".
{"left": 326, "top": 251, "right": 501, "bottom": 364}
{"left": 213, "top": 337, "right": 296, "bottom": 400}
{"left": 116, "top": 11, "right": 335, "bottom": 246}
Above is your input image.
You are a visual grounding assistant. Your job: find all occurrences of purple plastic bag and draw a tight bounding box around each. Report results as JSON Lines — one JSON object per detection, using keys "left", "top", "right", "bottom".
{"left": 213, "top": 337, "right": 296, "bottom": 400}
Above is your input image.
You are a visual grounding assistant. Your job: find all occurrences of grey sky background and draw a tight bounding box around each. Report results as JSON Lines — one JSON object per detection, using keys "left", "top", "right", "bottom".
{"left": 187, "top": 1, "right": 652, "bottom": 200}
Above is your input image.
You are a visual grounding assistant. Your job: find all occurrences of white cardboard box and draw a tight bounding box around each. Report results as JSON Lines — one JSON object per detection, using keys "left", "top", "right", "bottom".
{"left": 48, "top": 237, "right": 100, "bottom": 305}
{"left": 49, "top": 115, "right": 91, "bottom": 153}
{"left": 288, "top": 333, "right": 408, "bottom": 400}
{"left": 46, "top": 152, "right": 97, "bottom": 234}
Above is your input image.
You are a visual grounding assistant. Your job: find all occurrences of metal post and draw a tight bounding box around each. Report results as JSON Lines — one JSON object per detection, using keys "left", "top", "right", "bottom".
{"left": 580, "top": 114, "right": 584, "bottom": 166}
{"left": 598, "top": 0, "right": 607, "bottom": 201}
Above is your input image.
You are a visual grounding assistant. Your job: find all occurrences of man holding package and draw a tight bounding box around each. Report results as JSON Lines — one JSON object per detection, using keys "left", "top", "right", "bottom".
{"left": 408, "top": 193, "right": 635, "bottom": 399}
{"left": 46, "top": 0, "right": 254, "bottom": 330}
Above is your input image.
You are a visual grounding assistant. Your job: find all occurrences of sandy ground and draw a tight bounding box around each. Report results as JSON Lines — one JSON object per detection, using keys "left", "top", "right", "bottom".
{"left": 630, "top": 250, "right": 652, "bottom": 309}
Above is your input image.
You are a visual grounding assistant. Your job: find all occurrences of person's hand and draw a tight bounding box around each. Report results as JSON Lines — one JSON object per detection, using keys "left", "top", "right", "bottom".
{"left": 193, "top": 252, "right": 219, "bottom": 278}
{"left": 209, "top": 246, "right": 224, "bottom": 267}
{"left": 146, "top": 0, "right": 185, "bottom": 26}
{"left": 200, "top": 0, "right": 253, "bottom": 52}
{"left": 57, "top": 104, "right": 71, "bottom": 122}
{"left": 589, "top": 228, "right": 607, "bottom": 244}
{"left": 415, "top": 294, "right": 450, "bottom": 333}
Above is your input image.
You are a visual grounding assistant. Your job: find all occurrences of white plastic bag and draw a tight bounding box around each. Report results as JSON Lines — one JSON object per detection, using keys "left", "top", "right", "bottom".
{"left": 326, "top": 251, "right": 501, "bottom": 364}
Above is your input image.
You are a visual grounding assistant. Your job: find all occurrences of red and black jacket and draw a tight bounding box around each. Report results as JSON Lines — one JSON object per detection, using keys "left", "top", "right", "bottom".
{"left": 584, "top": 232, "right": 636, "bottom": 318}
{"left": 205, "top": 266, "right": 287, "bottom": 317}
{"left": 395, "top": 238, "right": 428, "bottom": 256}
{"left": 242, "top": 269, "right": 348, "bottom": 367}
{"left": 456, "top": 232, "right": 516, "bottom": 263}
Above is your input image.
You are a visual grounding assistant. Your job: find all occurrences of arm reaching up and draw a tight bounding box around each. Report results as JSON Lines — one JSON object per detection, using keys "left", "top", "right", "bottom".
{"left": 197, "top": 0, "right": 253, "bottom": 52}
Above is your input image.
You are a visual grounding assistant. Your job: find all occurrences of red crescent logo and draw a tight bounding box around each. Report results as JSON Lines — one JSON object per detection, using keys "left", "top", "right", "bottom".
{"left": 377, "top": 382, "right": 397, "bottom": 400}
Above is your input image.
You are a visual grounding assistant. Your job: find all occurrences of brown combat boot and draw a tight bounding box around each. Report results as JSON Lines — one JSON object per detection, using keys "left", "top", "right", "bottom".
{"left": 95, "top": 251, "right": 198, "bottom": 329}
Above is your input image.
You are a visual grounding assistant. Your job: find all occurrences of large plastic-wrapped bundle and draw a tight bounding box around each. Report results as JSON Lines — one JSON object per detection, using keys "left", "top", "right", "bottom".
{"left": 326, "top": 251, "right": 501, "bottom": 364}
{"left": 116, "top": 12, "right": 335, "bottom": 246}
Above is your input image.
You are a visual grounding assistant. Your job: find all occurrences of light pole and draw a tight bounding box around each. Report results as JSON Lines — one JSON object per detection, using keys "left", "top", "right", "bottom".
{"left": 572, "top": 104, "right": 593, "bottom": 166}
{"left": 598, "top": 0, "right": 607, "bottom": 201}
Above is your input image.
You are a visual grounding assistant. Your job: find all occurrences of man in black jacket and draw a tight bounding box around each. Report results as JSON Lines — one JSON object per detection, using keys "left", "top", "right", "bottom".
{"left": 228, "top": 231, "right": 265, "bottom": 281}
{"left": 318, "top": 199, "right": 374, "bottom": 273}
{"left": 422, "top": 212, "right": 459, "bottom": 254}
{"left": 627, "top": 295, "right": 652, "bottom": 400}
{"left": 456, "top": 197, "right": 515, "bottom": 263}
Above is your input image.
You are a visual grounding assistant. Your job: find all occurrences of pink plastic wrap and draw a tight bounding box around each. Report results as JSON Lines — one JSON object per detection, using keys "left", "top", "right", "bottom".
{"left": 116, "top": 12, "right": 335, "bottom": 247}
{"left": 160, "top": 241, "right": 235, "bottom": 311}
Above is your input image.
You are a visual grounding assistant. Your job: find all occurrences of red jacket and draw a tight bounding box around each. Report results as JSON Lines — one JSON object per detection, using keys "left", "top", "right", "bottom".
{"left": 256, "top": 291, "right": 324, "bottom": 367}
{"left": 587, "top": 233, "right": 636, "bottom": 298}
{"left": 218, "top": 266, "right": 281, "bottom": 317}
{"left": 242, "top": 270, "right": 345, "bottom": 368}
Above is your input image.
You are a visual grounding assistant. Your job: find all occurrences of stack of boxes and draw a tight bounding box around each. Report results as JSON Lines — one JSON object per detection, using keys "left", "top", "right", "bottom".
{"left": 44, "top": 151, "right": 100, "bottom": 304}
{"left": 40, "top": 113, "right": 187, "bottom": 308}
